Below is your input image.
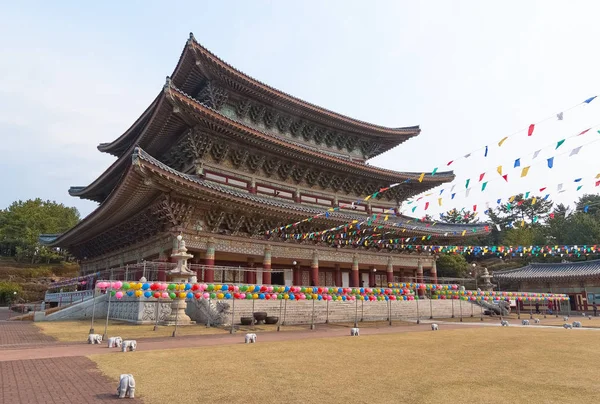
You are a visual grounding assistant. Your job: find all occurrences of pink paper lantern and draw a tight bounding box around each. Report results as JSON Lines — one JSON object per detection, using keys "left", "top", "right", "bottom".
{"left": 115, "top": 291, "right": 124, "bottom": 299}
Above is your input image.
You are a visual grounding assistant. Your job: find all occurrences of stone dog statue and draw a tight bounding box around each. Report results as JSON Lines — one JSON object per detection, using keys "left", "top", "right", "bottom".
{"left": 431, "top": 324, "right": 439, "bottom": 331}
{"left": 107, "top": 337, "right": 123, "bottom": 348}
{"left": 244, "top": 333, "right": 257, "bottom": 343}
{"left": 121, "top": 340, "right": 137, "bottom": 352}
{"left": 350, "top": 327, "right": 360, "bottom": 336}
{"left": 88, "top": 334, "right": 103, "bottom": 344}
{"left": 117, "top": 374, "right": 135, "bottom": 399}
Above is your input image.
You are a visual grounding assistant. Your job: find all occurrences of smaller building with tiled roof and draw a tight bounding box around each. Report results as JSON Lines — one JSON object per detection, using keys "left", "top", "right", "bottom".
{"left": 495, "top": 260, "right": 600, "bottom": 312}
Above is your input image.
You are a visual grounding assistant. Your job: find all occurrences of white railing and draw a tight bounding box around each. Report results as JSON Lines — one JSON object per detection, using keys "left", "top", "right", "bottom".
{"left": 45, "top": 290, "right": 95, "bottom": 305}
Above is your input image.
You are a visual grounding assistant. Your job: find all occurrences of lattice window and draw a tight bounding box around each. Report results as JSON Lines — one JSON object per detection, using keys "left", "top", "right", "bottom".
{"left": 325, "top": 272, "right": 334, "bottom": 286}
{"left": 318, "top": 272, "right": 326, "bottom": 286}
{"left": 301, "top": 271, "right": 310, "bottom": 286}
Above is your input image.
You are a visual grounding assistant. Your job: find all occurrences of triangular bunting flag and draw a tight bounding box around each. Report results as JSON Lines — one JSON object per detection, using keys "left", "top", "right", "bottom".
{"left": 465, "top": 188, "right": 471, "bottom": 197}
{"left": 438, "top": 198, "right": 442, "bottom": 206}
{"left": 557, "top": 112, "right": 563, "bottom": 120}
{"left": 596, "top": 181, "right": 600, "bottom": 187}
{"left": 498, "top": 137, "right": 508, "bottom": 147}
{"left": 569, "top": 146, "right": 582, "bottom": 156}
{"left": 447, "top": 160, "right": 454, "bottom": 166}
{"left": 557, "top": 183, "right": 563, "bottom": 191}
{"left": 465, "top": 179, "right": 470, "bottom": 189}
{"left": 584, "top": 96, "right": 597, "bottom": 104}
{"left": 528, "top": 124, "right": 535, "bottom": 136}
{"left": 473, "top": 205, "right": 477, "bottom": 212}
{"left": 532, "top": 150, "right": 541, "bottom": 159}
{"left": 484, "top": 146, "right": 488, "bottom": 157}
{"left": 525, "top": 191, "right": 530, "bottom": 199}
{"left": 479, "top": 172, "right": 485, "bottom": 182}
{"left": 451, "top": 193, "right": 456, "bottom": 200}
{"left": 547, "top": 157, "right": 554, "bottom": 168}
{"left": 584, "top": 205, "right": 590, "bottom": 213}
{"left": 514, "top": 158, "right": 521, "bottom": 168}
{"left": 497, "top": 166, "right": 503, "bottom": 175}
{"left": 577, "top": 185, "right": 583, "bottom": 191}
{"left": 502, "top": 174, "right": 508, "bottom": 182}
{"left": 531, "top": 197, "right": 537, "bottom": 205}
{"left": 509, "top": 195, "right": 516, "bottom": 203}
{"left": 464, "top": 153, "right": 471, "bottom": 158}
{"left": 424, "top": 202, "right": 429, "bottom": 210}
{"left": 481, "top": 182, "right": 488, "bottom": 191}
{"left": 574, "top": 178, "right": 582, "bottom": 182}
{"left": 578, "top": 128, "right": 590, "bottom": 136}
{"left": 539, "top": 187, "right": 547, "bottom": 192}
{"left": 495, "top": 224, "right": 501, "bottom": 231}
{"left": 521, "top": 166, "right": 530, "bottom": 177}
{"left": 418, "top": 173, "right": 425, "bottom": 182}
{"left": 431, "top": 167, "right": 438, "bottom": 175}
{"left": 555, "top": 139, "right": 565, "bottom": 149}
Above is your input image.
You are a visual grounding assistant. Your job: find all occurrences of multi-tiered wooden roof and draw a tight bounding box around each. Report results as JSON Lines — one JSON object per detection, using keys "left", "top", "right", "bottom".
{"left": 47, "top": 34, "right": 489, "bottom": 259}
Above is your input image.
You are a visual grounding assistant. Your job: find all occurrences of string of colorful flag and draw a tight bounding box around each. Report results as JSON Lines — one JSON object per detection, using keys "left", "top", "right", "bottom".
{"left": 266, "top": 94, "right": 598, "bottom": 236}
{"left": 430, "top": 95, "right": 596, "bottom": 171}
{"left": 405, "top": 124, "right": 600, "bottom": 211}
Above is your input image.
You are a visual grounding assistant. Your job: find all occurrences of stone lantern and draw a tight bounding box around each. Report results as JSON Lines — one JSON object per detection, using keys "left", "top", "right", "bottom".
{"left": 163, "top": 235, "right": 196, "bottom": 325}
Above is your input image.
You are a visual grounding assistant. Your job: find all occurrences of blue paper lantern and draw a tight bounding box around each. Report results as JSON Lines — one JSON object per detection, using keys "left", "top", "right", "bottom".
{"left": 225, "top": 292, "right": 231, "bottom": 299}
{"left": 186, "top": 292, "right": 193, "bottom": 299}
{"left": 144, "top": 291, "right": 152, "bottom": 298}
{"left": 184, "top": 283, "right": 192, "bottom": 291}
{"left": 222, "top": 285, "right": 228, "bottom": 291}
{"left": 259, "top": 293, "right": 265, "bottom": 299}
{"left": 142, "top": 283, "right": 150, "bottom": 290}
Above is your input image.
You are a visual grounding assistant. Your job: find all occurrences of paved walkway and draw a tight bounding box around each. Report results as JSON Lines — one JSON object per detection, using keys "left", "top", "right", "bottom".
{"left": 0, "top": 322, "right": 474, "bottom": 362}
{"left": 0, "top": 322, "right": 57, "bottom": 347}
{"left": 0, "top": 356, "right": 123, "bottom": 404}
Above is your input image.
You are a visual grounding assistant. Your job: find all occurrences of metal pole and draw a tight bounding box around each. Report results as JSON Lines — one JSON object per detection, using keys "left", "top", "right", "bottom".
{"left": 310, "top": 298, "right": 315, "bottom": 330}
{"left": 416, "top": 295, "right": 420, "bottom": 324}
{"left": 480, "top": 302, "right": 483, "bottom": 321}
{"left": 89, "top": 287, "right": 97, "bottom": 334}
{"left": 471, "top": 300, "right": 474, "bottom": 317}
{"left": 282, "top": 298, "right": 287, "bottom": 326}
{"left": 361, "top": 299, "right": 364, "bottom": 322}
{"left": 459, "top": 297, "right": 463, "bottom": 322}
{"left": 230, "top": 296, "right": 236, "bottom": 334}
{"left": 277, "top": 299, "right": 283, "bottom": 331}
{"left": 206, "top": 298, "right": 211, "bottom": 328}
{"left": 451, "top": 297, "right": 455, "bottom": 318}
{"left": 529, "top": 304, "right": 533, "bottom": 319}
{"left": 354, "top": 298, "right": 358, "bottom": 328}
{"left": 325, "top": 299, "right": 329, "bottom": 324}
{"left": 388, "top": 299, "right": 392, "bottom": 326}
{"left": 143, "top": 261, "right": 147, "bottom": 280}
{"left": 125, "top": 265, "right": 128, "bottom": 281}
{"left": 251, "top": 299, "right": 256, "bottom": 330}
{"left": 153, "top": 297, "right": 160, "bottom": 331}
{"left": 517, "top": 300, "right": 521, "bottom": 319}
{"left": 172, "top": 298, "right": 180, "bottom": 337}
{"left": 429, "top": 291, "right": 433, "bottom": 319}
{"left": 103, "top": 270, "right": 114, "bottom": 340}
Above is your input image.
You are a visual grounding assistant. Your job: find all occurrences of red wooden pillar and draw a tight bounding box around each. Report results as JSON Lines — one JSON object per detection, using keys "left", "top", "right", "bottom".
{"left": 262, "top": 245, "right": 272, "bottom": 285}
{"left": 351, "top": 254, "right": 360, "bottom": 287}
{"left": 369, "top": 266, "right": 376, "bottom": 287}
{"left": 245, "top": 257, "right": 255, "bottom": 284}
{"left": 311, "top": 250, "right": 319, "bottom": 286}
{"left": 431, "top": 259, "right": 438, "bottom": 284}
{"left": 334, "top": 264, "right": 341, "bottom": 287}
{"left": 417, "top": 259, "right": 424, "bottom": 296}
{"left": 293, "top": 264, "right": 301, "bottom": 285}
{"left": 204, "top": 238, "right": 215, "bottom": 283}
{"left": 386, "top": 258, "right": 394, "bottom": 285}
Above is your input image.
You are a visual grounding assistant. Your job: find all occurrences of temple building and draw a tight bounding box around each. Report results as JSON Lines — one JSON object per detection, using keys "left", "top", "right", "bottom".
{"left": 43, "top": 33, "right": 489, "bottom": 287}
{"left": 494, "top": 260, "right": 600, "bottom": 312}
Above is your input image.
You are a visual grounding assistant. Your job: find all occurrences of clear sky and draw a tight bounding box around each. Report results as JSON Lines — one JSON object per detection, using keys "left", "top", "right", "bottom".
{"left": 1, "top": 1, "right": 599, "bottom": 220}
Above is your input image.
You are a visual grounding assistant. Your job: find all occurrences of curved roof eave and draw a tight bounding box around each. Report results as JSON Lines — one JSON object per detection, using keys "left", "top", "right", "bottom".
{"left": 187, "top": 34, "right": 420, "bottom": 138}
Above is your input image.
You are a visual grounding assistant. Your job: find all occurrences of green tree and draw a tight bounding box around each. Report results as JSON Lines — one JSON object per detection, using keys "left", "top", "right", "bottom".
{"left": 576, "top": 194, "right": 600, "bottom": 215}
{"left": 439, "top": 208, "right": 479, "bottom": 224}
{"left": 0, "top": 199, "right": 80, "bottom": 263}
{"left": 435, "top": 254, "right": 469, "bottom": 278}
{"left": 0, "top": 281, "right": 22, "bottom": 304}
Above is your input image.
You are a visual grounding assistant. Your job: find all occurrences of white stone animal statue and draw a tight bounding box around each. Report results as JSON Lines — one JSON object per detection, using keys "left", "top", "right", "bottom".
{"left": 582, "top": 313, "right": 586, "bottom": 317}
{"left": 244, "top": 333, "right": 257, "bottom": 343}
{"left": 431, "top": 324, "right": 439, "bottom": 331}
{"left": 121, "top": 340, "right": 137, "bottom": 352}
{"left": 573, "top": 321, "right": 582, "bottom": 328}
{"left": 522, "top": 320, "right": 530, "bottom": 325}
{"left": 88, "top": 334, "right": 103, "bottom": 344}
{"left": 500, "top": 320, "right": 509, "bottom": 326}
{"left": 350, "top": 327, "right": 360, "bottom": 336}
{"left": 563, "top": 323, "right": 573, "bottom": 329}
{"left": 589, "top": 316, "right": 592, "bottom": 320}
{"left": 563, "top": 316, "right": 569, "bottom": 321}
{"left": 107, "top": 337, "right": 123, "bottom": 348}
{"left": 116, "top": 374, "right": 135, "bottom": 399}
{"left": 533, "top": 318, "right": 540, "bottom": 324}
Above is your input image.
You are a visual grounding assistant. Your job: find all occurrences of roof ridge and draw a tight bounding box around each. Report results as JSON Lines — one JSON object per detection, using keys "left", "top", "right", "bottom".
{"left": 165, "top": 83, "right": 452, "bottom": 182}
{"left": 187, "top": 33, "right": 419, "bottom": 136}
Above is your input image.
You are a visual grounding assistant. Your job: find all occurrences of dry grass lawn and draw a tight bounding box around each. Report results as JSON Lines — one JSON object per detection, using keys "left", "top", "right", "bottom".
{"left": 36, "top": 320, "right": 305, "bottom": 342}
{"left": 91, "top": 327, "right": 600, "bottom": 404}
